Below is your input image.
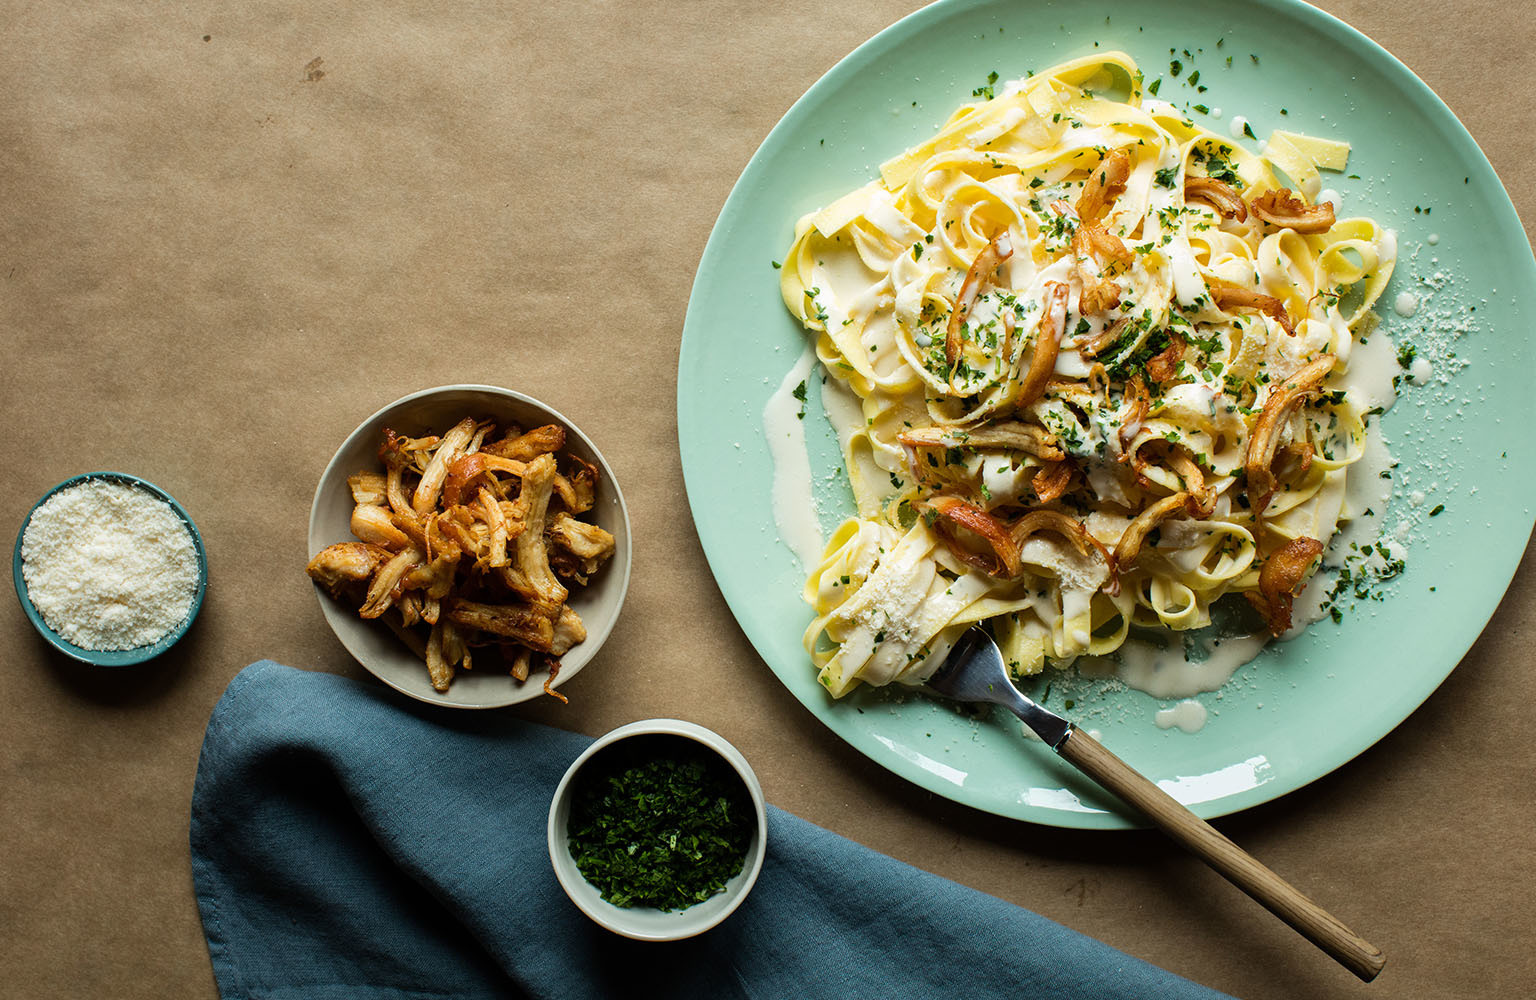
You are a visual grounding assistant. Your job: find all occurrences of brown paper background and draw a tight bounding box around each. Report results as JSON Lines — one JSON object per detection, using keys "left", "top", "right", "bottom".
{"left": 3, "top": 2, "right": 1532, "bottom": 997}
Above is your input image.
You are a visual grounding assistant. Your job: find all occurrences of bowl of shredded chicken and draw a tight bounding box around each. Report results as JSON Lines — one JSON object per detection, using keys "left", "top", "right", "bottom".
{"left": 306, "top": 385, "right": 632, "bottom": 709}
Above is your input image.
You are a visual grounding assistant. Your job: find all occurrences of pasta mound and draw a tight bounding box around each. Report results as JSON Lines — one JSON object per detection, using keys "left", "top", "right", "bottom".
{"left": 780, "top": 54, "right": 1396, "bottom": 697}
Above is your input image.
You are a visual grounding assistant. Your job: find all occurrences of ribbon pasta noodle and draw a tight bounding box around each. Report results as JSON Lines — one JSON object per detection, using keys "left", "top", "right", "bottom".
{"left": 781, "top": 54, "right": 1395, "bottom": 698}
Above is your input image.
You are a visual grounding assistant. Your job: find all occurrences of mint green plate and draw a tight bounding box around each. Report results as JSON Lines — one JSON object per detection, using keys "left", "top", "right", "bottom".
{"left": 677, "top": 0, "right": 1536, "bottom": 828}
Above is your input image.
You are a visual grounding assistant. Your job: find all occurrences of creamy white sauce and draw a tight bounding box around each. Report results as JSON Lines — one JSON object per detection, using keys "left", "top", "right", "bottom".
{"left": 1348, "top": 324, "right": 1402, "bottom": 411}
{"left": 1155, "top": 699, "right": 1209, "bottom": 733}
{"left": 1229, "top": 115, "right": 1250, "bottom": 140}
{"left": 819, "top": 375, "right": 866, "bottom": 466}
{"left": 1117, "top": 632, "right": 1267, "bottom": 698}
{"left": 1318, "top": 188, "right": 1342, "bottom": 213}
{"left": 1380, "top": 228, "right": 1399, "bottom": 263}
{"left": 764, "top": 347, "right": 824, "bottom": 570}
{"left": 1393, "top": 291, "right": 1419, "bottom": 318}
{"left": 1329, "top": 429, "right": 1395, "bottom": 560}
{"left": 1409, "top": 357, "right": 1433, "bottom": 384}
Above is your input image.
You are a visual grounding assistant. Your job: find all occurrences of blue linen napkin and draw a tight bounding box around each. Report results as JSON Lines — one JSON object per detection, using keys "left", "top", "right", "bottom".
{"left": 190, "top": 661, "right": 1232, "bottom": 999}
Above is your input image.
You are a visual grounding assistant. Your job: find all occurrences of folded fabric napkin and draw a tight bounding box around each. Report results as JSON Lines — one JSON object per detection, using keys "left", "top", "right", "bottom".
{"left": 190, "top": 661, "right": 1231, "bottom": 999}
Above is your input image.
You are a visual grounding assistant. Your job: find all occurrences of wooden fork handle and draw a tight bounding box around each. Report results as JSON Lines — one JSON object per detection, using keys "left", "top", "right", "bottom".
{"left": 1057, "top": 726, "right": 1385, "bottom": 983}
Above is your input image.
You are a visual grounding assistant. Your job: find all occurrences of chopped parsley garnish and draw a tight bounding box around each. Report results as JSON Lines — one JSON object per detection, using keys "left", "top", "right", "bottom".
{"left": 1203, "top": 152, "right": 1240, "bottom": 184}
{"left": 973, "top": 70, "right": 1000, "bottom": 100}
{"left": 566, "top": 742, "right": 755, "bottom": 912}
{"left": 1154, "top": 165, "right": 1179, "bottom": 189}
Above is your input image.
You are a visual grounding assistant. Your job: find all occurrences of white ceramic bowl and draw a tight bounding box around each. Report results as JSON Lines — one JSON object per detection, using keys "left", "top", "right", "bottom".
{"left": 547, "top": 719, "right": 768, "bottom": 941}
{"left": 307, "top": 384, "right": 632, "bottom": 708}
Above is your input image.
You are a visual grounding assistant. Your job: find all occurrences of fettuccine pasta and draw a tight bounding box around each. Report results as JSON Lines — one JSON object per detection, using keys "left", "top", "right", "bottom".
{"left": 781, "top": 54, "right": 1395, "bottom": 697}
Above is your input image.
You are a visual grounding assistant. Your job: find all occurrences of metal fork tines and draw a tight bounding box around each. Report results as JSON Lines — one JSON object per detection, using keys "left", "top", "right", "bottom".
{"left": 924, "top": 627, "right": 1070, "bottom": 750}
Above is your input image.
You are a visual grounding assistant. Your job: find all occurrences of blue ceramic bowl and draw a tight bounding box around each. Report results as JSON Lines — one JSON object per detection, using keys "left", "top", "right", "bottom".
{"left": 13, "top": 472, "right": 207, "bottom": 666}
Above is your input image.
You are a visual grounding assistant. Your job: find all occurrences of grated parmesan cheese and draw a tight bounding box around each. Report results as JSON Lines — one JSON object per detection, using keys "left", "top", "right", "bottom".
{"left": 21, "top": 479, "right": 199, "bottom": 650}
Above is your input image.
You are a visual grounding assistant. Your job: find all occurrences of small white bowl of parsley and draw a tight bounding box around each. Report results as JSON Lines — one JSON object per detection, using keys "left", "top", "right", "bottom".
{"left": 547, "top": 719, "right": 767, "bottom": 941}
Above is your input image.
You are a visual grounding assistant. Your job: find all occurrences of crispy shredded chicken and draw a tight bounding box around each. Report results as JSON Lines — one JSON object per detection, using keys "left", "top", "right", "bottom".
{"left": 1113, "top": 492, "right": 1190, "bottom": 571}
{"left": 921, "top": 495, "right": 1021, "bottom": 577}
{"left": 919, "top": 497, "right": 1110, "bottom": 597}
{"left": 412, "top": 417, "right": 481, "bottom": 515}
{"left": 350, "top": 504, "right": 411, "bottom": 549}
{"left": 897, "top": 421, "right": 1064, "bottom": 462}
{"left": 358, "top": 547, "right": 425, "bottom": 620}
{"left": 306, "top": 542, "right": 391, "bottom": 599}
{"left": 1118, "top": 375, "right": 1151, "bottom": 454}
{"left": 442, "top": 452, "right": 527, "bottom": 507}
{"left": 1075, "top": 147, "right": 1131, "bottom": 224}
{"left": 508, "top": 645, "right": 532, "bottom": 682}
{"left": 1184, "top": 177, "right": 1248, "bottom": 220}
{"left": 1252, "top": 189, "right": 1335, "bottom": 234}
{"left": 1078, "top": 317, "right": 1127, "bottom": 359}
{"left": 547, "top": 513, "right": 618, "bottom": 584}
{"left": 1246, "top": 536, "right": 1325, "bottom": 635}
{"left": 445, "top": 599, "right": 556, "bottom": 650}
{"left": 348, "top": 472, "right": 389, "bottom": 507}
{"left": 306, "top": 415, "right": 618, "bottom": 698}
{"left": 559, "top": 456, "right": 599, "bottom": 514}
{"left": 946, "top": 233, "right": 1013, "bottom": 369}
{"left": 1144, "top": 334, "right": 1187, "bottom": 384}
{"left": 379, "top": 430, "right": 419, "bottom": 523}
{"left": 1013, "top": 281, "right": 1069, "bottom": 410}
{"left": 1167, "top": 450, "right": 1216, "bottom": 517}
{"left": 1211, "top": 284, "right": 1296, "bottom": 336}
{"left": 484, "top": 424, "right": 565, "bottom": 461}
{"left": 1245, "top": 355, "right": 1336, "bottom": 516}
{"left": 511, "top": 454, "right": 570, "bottom": 615}
{"left": 1032, "top": 459, "right": 1074, "bottom": 503}
{"left": 1071, "top": 225, "right": 1130, "bottom": 315}
{"left": 1130, "top": 441, "right": 1215, "bottom": 517}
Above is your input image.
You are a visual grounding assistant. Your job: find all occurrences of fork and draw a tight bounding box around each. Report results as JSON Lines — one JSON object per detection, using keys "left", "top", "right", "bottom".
{"left": 926, "top": 626, "right": 1385, "bottom": 982}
